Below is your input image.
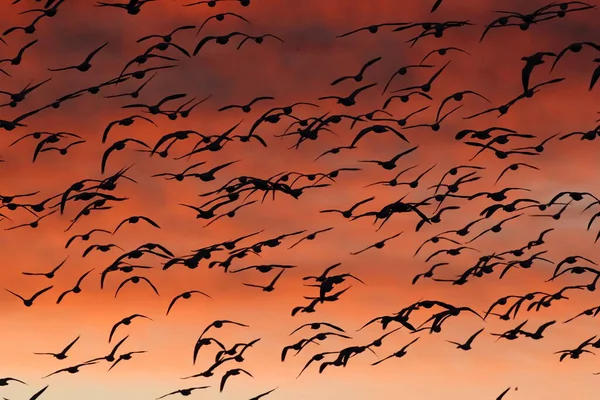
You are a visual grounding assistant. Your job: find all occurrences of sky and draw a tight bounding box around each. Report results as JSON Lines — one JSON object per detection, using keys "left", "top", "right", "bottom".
{"left": 1, "top": 0, "right": 600, "bottom": 399}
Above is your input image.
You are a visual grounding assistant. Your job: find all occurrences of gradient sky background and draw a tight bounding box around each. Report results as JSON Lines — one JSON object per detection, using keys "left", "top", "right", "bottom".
{"left": 1, "top": 0, "right": 600, "bottom": 399}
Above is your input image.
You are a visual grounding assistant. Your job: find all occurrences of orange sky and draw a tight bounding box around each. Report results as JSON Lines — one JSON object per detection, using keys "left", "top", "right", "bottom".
{"left": 1, "top": 0, "right": 600, "bottom": 399}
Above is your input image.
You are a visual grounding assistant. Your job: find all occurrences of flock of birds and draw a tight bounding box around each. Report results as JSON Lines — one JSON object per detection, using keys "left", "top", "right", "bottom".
{"left": 1, "top": 0, "right": 600, "bottom": 399}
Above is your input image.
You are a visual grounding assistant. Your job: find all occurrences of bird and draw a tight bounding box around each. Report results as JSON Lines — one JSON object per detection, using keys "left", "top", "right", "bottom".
{"left": 26, "top": 385, "right": 49, "bottom": 400}
{"left": 65, "top": 229, "right": 112, "bottom": 248}
{"left": 372, "top": 337, "right": 420, "bottom": 366}
{"left": 166, "top": 290, "right": 212, "bottom": 315}
{"left": 0, "top": 40, "right": 38, "bottom": 67}
{"left": 101, "top": 139, "right": 150, "bottom": 173}
{"left": 108, "top": 350, "right": 147, "bottom": 371}
{"left": 121, "top": 93, "right": 188, "bottom": 114}
{"left": 0, "top": 78, "right": 52, "bottom": 107}
{"left": 137, "top": 25, "right": 196, "bottom": 43}
{"left": 102, "top": 115, "right": 157, "bottom": 143}
{"left": 104, "top": 74, "right": 156, "bottom": 99}
{"left": 22, "top": 257, "right": 68, "bottom": 278}
{"left": 220, "top": 368, "right": 253, "bottom": 392}
{"left": 551, "top": 41, "right": 600, "bottom": 71}
{"left": 112, "top": 215, "right": 161, "bottom": 234}
{"left": 5, "top": 286, "right": 53, "bottom": 307}
{"left": 193, "top": 32, "right": 252, "bottom": 55}
{"left": 590, "top": 59, "right": 600, "bottom": 90}
{"left": 48, "top": 42, "right": 108, "bottom": 72}
{"left": 496, "top": 387, "right": 512, "bottom": 400}
{"left": 219, "top": 97, "right": 274, "bottom": 113}
{"left": 108, "top": 314, "right": 153, "bottom": 343}
{"left": 521, "top": 52, "right": 557, "bottom": 92}
{"left": 519, "top": 320, "right": 556, "bottom": 340}
{"left": 82, "top": 244, "right": 123, "bottom": 258}
{"left": 318, "top": 83, "right": 377, "bottom": 107}
{"left": 495, "top": 163, "right": 540, "bottom": 184}
{"left": 237, "top": 34, "right": 284, "bottom": 50}
{"left": 382, "top": 64, "right": 434, "bottom": 94}
{"left": 358, "top": 146, "right": 418, "bottom": 171}
{"left": 320, "top": 196, "right": 375, "bottom": 219}
{"left": 156, "top": 386, "right": 210, "bottom": 399}
{"left": 199, "top": 320, "right": 249, "bottom": 338}
{"left": 249, "top": 388, "right": 278, "bottom": 400}
{"left": 56, "top": 270, "right": 95, "bottom": 304}
{"left": 42, "top": 361, "right": 98, "bottom": 379}
{"left": 290, "top": 322, "right": 346, "bottom": 335}
{"left": 243, "top": 268, "right": 286, "bottom": 292}
{"left": 330, "top": 57, "right": 382, "bottom": 86}
{"left": 96, "top": 0, "right": 155, "bottom": 15}
{"left": 197, "top": 13, "right": 250, "bottom": 34}
{"left": 288, "top": 227, "right": 334, "bottom": 249}
{"left": 114, "top": 276, "right": 159, "bottom": 298}
{"left": 350, "top": 232, "right": 403, "bottom": 255}
{"left": 34, "top": 336, "right": 80, "bottom": 360}
{"left": 0, "top": 377, "right": 27, "bottom": 387}
{"left": 421, "top": 47, "right": 470, "bottom": 64}
{"left": 337, "top": 23, "right": 411, "bottom": 38}
{"left": 430, "top": 0, "right": 445, "bottom": 12}
{"left": 446, "top": 328, "right": 484, "bottom": 350}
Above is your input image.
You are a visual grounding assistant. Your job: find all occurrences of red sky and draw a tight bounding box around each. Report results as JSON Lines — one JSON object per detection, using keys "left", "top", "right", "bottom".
{"left": 1, "top": 0, "right": 600, "bottom": 399}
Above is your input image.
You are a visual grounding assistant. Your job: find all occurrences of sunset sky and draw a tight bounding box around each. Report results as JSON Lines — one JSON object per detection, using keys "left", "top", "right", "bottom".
{"left": 1, "top": 0, "right": 600, "bottom": 399}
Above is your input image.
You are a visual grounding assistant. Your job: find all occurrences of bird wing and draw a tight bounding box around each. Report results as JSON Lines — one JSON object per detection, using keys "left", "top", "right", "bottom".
{"left": 193, "top": 36, "right": 217, "bottom": 55}
{"left": 101, "top": 144, "right": 118, "bottom": 174}
{"left": 141, "top": 277, "right": 160, "bottom": 295}
{"left": 139, "top": 215, "right": 161, "bottom": 229}
{"left": 62, "top": 336, "right": 80, "bottom": 353}
{"left": 55, "top": 289, "right": 72, "bottom": 304}
{"left": 166, "top": 293, "right": 182, "bottom": 316}
{"left": 590, "top": 64, "right": 600, "bottom": 91}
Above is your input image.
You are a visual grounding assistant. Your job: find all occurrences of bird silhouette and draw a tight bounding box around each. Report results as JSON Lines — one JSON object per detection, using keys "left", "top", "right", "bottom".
{"left": 34, "top": 336, "right": 80, "bottom": 360}
{"left": 5, "top": 286, "right": 53, "bottom": 307}
{"left": 48, "top": 43, "right": 108, "bottom": 72}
